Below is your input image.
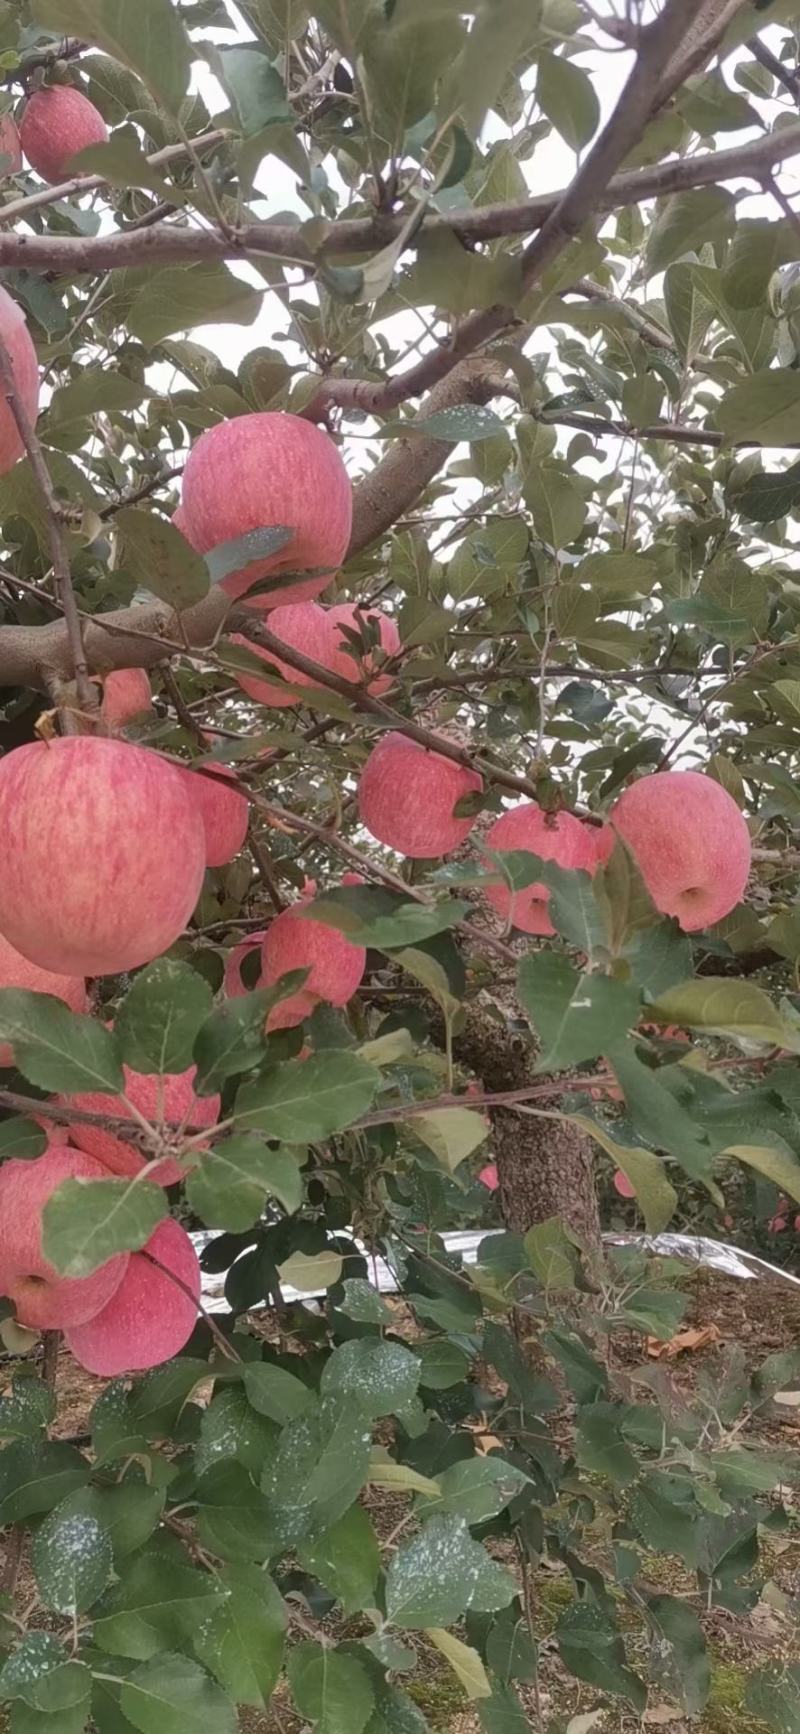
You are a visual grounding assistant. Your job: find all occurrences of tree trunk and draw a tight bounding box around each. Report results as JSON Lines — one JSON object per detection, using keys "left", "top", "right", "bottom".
{"left": 449, "top": 998, "right": 601, "bottom": 1249}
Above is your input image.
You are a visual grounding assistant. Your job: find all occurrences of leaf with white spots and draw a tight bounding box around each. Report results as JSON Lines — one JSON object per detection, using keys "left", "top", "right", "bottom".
{"left": 385, "top": 1515, "right": 515, "bottom": 1628}
{"left": 0, "top": 1632, "right": 89, "bottom": 1714}
{"left": 321, "top": 1338, "right": 421, "bottom": 1418}
{"left": 32, "top": 1503, "right": 113, "bottom": 1614}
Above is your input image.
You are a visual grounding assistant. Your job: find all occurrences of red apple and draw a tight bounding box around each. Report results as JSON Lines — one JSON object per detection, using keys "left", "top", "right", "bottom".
{"left": 260, "top": 895, "right": 366, "bottom": 1029}
{"left": 100, "top": 668, "right": 153, "bottom": 730}
{"left": 609, "top": 769, "right": 751, "bottom": 932}
{"left": 58, "top": 1063, "right": 221, "bottom": 1188}
{"left": 483, "top": 802, "right": 599, "bottom": 935}
{"left": 358, "top": 733, "right": 482, "bottom": 858}
{"left": 0, "top": 738, "right": 206, "bottom": 976}
{"left": 64, "top": 1218, "right": 200, "bottom": 1375}
{"left": 224, "top": 932, "right": 267, "bottom": 997}
{"left": 20, "top": 86, "right": 108, "bottom": 185}
{"left": 0, "top": 285, "right": 39, "bottom": 475}
{"left": 179, "top": 412, "right": 352, "bottom": 604}
{"left": 187, "top": 764, "right": 249, "bottom": 866}
{"left": 0, "top": 1145, "right": 129, "bottom": 1329}
{"left": 230, "top": 601, "right": 333, "bottom": 708}
{"left": 0, "top": 931, "right": 87, "bottom": 1067}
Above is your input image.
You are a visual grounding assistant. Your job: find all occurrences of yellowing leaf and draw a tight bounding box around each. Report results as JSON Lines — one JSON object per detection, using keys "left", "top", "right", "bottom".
{"left": 425, "top": 1628, "right": 491, "bottom": 1700}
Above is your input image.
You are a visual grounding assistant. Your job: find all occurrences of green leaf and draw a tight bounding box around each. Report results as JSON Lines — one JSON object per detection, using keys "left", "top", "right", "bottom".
{"left": 478, "top": 1681, "right": 529, "bottom": 1734}
{"left": 606, "top": 1044, "right": 715, "bottom": 1181}
{"left": 68, "top": 135, "right": 178, "bottom": 199}
{"left": 663, "top": 262, "right": 714, "bottom": 365}
{"left": 0, "top": 1377, "right": 54, "bottom": 1440}
{"left": 195, "top": 1460, "right": 275, "bottom": 1563}
{"left": 385, "top": 1516, "right": 515, "bottom": 1628}
{"left": 0, "top": 1634, "right": 89, "bottom": 1714}
{"left": 32, "top": 1503, "right": 113, "bottom": 1614}
{"left": 187, "top": 1137, "right": 302, "bottom": 1231}
{"left": 569, "top": 1116, "right": 677, "bottom": 1234}
{"left": 426, "top": 1628, "right": 491, "bottom": 1700}
{"left": 645, "top": 188, "right": 735, "bottom": 275}
{"left": 717, "top": 368, "right": 800, "bottom": 447}
{"left": 214, "top": 45, "right": 292, "bottom": 133}
{"left": 556, "top": 1603, "right": 646, "bottom": 1709}
{"left": 0, "top": 1119, "right": 48, "bottom": 1161}
{"left": 192, "top": 974, "right": 309, "bottom": 1093}
{"left": 278, "top": 1248, "right": 344, "bottom": 1293}
{"left": 746, "top": 1664, "right": 800, "bottom": 1733}
{"left": 116, "top": 960, "right": 214, "bottom": 1075}
{"left": 261, "top": 1398, "right": 372, "bottom": 1546}
{"left": 0, "top": 992, "right": 123, "bottom": 1093}
{"left": 93, "top": 1549, "right": 225, "bottom": 1658}
{"left": 339, "top": 1278, "right": 392, "bottom": 1325}
{"left": 123, "top": 263, "right": 260, "bottom": 347}
{"left": 417, "top": 1338, "right": 470, "bottom": 1389}
{"left": 537, "top": 51, "right": 599, "bottom": 150}
{"left": 46, "top": 371, "right": 147, "bottom": 430}
{"left": 524, "top": 465, "right": 586, "bottom": 548}
{"left": 42, "top": 1178, "right": 166, "bottom": 1277}
{"left": 207, "top": 525, "right": 293, "bottom": 588}
{"left": 116, "top": 507, "right": 210, "bottom": 609}
{"left": 0, "top": 1440, "right": 88, "bottom": 1523}
{"left": 243, "top": 1361, "right": 315, "bottom": 1423}
{"left": 298, "top": 1506, "right": 381, "bottom": 1615}
{"left": 287, "top": 1643, "right": 374, "bottom": 1734}
{"left": 192, "top": 1562, "right": 286, "bottom": 1709}
{"left": 408, "top": 402, "right": 507, "bottom": 442}
{"left": 517, "top": 953, "right": 638, "bottom": 1073}
{"left": 723, "top": 1140, "right": 800, "bottom": 1206}
{"left": 524, "top": 1218, "right": 578, "bottom": 1289}
{"left": 412, "top": 1107, "right": 489, "bottom": 1172}
{"left": 730, "top": 459, "right": 800, "bottom": 524}
{"left": 306, "top": 887, "right": 468, "bottom": 951}
{"left": 650, "top": 978, "right": 794, "bottom": 1047}
{"left": 321, "top": 1338, "right": 421, "bottom": 1417}
{"left": 31, "top": 0, "right": 191, "bottom": 113}
{"left": 234, "top": 1053, "right": 379, "bottom": 1140}
{"left": 645, "top": 1594, "right": 710, "bottom": 1716}
{"left": 59, "top": 1480, "right": 165, "bottom": 1560}
{"left": 119, "top": 1653, "right": 237, "bottom": 1734}
{"left": 417, "top": 1456, "right": 531, "bottom": 1524}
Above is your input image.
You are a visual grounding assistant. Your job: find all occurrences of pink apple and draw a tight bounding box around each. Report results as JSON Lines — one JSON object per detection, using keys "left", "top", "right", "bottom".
{"left": 0, "top": 1145, "right": 129, "bottom": 1329}
{"left": 59, "top": 1063, "right": 220, "bottom": 1188}
{"left": 20, "top": 86, "right": 108, "bottom": 184}
{"left": 0, "top": 931, "right": 87, "bottom": 1067}
{"left": 179, "top": 412, "right": 352, "bottom": 604}
{"left": 483, "top": 802, "right": 599, "bottom": 934}
{"left": 224, "top": 932, "right": 267, "bottom": 997}
{"left": 230, "top": 601, "right": 333, "bottom": 708}
{"left": 358, "top": 733, "right": 482, "bottom": 858}
{"left": 64, "top": 1218, "right": 200, "bottom": 1375}
{"left": 100, "top": 668, "right": 153, "bottom": 730}
{"left": 0, "top": 285, "right": 39, "bottom": 475}
{"left": 260, "top": 894, "right": 366, "bottom": 1029}
{"left": 187, "top": 764, "right": 249, "bottom": 866}
{"left": 613, "top": 1169, "right": 636, "bottom": 1199}
{"left": 0, "top": 738, "right": 206, "bottom": 976}
{"left": 609, "top": 770, "right": 751, "bottom": 932}
{"left": 479, "top": 1163, "right": 499, "bottom": 1191}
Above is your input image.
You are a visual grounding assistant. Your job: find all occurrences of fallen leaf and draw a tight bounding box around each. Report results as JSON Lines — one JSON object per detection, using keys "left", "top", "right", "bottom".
{"left": 566, "top": 1712, "right": 606, "bottom": 1734}
{"left": 643, "top": 1708, "right": 684, "bottom": 1727}
{"left": 774, "top": 1389, "right": 800, "bottom": 1407}
{"left": 647, "top": 1323, "right": 720, "bottom": 1360}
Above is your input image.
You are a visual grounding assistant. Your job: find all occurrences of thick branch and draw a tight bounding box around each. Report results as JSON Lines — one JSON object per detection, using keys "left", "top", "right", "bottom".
{"left": 0, "top": 122, "right": 793, "bottom": 274}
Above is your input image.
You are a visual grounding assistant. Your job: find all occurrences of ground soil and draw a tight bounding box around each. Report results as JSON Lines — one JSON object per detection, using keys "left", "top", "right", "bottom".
{"left": 3, "top": 1267, "right": 800, "bottom": 1732}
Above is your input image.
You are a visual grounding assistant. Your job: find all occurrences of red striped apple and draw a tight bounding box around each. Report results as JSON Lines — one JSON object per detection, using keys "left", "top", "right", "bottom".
{"left": 179, "top": 412, "right": 352, "bottom": 604}
{"left": 0, "top": 738, "right": 206, "bottom": 976}
{"left": 0, "top": 285, "right": 39, "bottom": 475}
{"left": 20, "top": 86, "right": 108, "bottom": 184}
{"left": 0, "top": 1145, "right": 129, "bottom": 1329}
{"left": 64, "top": 1217, "right": 200, "bottom": 1375}
{"left": 483, "top": 802, "right": 599, "bottom": 935}
{"left": 358, "top": 733, "right": 482, "bottom": 858}
{"left": 609, "top": 769, "right": 751, "bottom": 932}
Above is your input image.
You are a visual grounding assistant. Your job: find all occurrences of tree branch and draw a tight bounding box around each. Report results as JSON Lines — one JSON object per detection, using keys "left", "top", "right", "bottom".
{"left": 0, "top": 121, "right": 794, "bottom": 274}
{"left": 0, "top": 128, "right": 229, "bottom": 231}
{"left": 0, "top": 339, "right": 96, "bottom": 717}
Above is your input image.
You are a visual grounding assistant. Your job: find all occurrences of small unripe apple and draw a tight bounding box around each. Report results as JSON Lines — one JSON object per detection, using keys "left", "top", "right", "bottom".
{"left": 100, "top": 668, "right": 153, "bottom": 730}
{"left": 230, "top": 601, "right": 333, "bottom": 708}
{"left": 179, "top": 412, "right": 352, "bottom": 604}
{"left": 0, "top": 285, "right": 39, "bottom": 476}
{"left": 64, "top": 1217, "right": 200, "bottom": 1375}
{"left": 58, "top": 1062, "right": 221, "bottom": 1188}
{"left": 609, "top": 769, "right": 751, "bottom": 932}
{"left": 358, "top": 732, "right": 482, "bottom": 858}
{"left": 20, "top": 86, "right": 108, "bottom": 184}
{"left": 483, "top": 802, "right": 599, "bottom": 935}
{"left": 0, "top": 113, "right": 22, "bottom": 176}
{"left": 327, "top": 604, "right": 401, "bottom": 694}
{"left": 260, "top": 893, "right": 367, "bottom": 1028}
{"left": 0, "top": 931, "right": 86, "bottom": 1067}
{"left": 0, "top": 738, "right": 206, "bottom": 976}
{"left": 0, "top": 1145, "right": 129, "bottom": 1329}
{"left": 186, "top": 764, "right": 249, "bottom": 866}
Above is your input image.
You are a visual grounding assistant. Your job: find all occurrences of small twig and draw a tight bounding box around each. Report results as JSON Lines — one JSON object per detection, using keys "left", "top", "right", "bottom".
{"left": 0, "top": 339, "right": 96, "bottom": 720}
{"left": 249, "top": 833, "right": 287, "bottom": 914}
{"left": 141, "top": 1249, "right": 242, "bottom": 1363}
